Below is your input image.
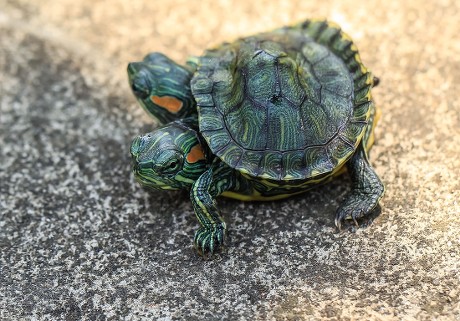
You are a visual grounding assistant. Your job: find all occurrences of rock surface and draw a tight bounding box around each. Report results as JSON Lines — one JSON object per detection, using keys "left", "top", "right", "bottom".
{"left": 1, "top": 0, "right": 459, "bottom": 320}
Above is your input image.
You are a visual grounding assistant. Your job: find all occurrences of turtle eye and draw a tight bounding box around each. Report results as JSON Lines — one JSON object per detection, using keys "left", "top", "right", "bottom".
{"left": 159, "top": 153, "right": 183, "bottom": 175}
{"left": 168, "top": 161, "right": 179, "bottom": 170}
{"left": 161, "top": 159, "right": 182, "bottom": 174}
{"left": 131, "top": 77, "right": 151, "bottom": 100}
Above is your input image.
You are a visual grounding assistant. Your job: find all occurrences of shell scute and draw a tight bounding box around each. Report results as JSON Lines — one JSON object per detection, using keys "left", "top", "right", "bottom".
{"left": 277, "top": 55, "right": 306, "bottom": 106}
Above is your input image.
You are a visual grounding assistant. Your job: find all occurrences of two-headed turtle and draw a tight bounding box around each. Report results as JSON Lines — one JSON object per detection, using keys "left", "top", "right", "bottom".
{"left": 128, "top": 19, "right": 384, "bottom": 256}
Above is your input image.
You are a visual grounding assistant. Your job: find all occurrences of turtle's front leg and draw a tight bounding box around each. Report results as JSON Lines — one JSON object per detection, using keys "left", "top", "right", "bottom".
{"left": 335, "top": 143, "right": 385, "bottom": 229}
{"left": 190, "top": 164, "right": 235, "bottom": 256}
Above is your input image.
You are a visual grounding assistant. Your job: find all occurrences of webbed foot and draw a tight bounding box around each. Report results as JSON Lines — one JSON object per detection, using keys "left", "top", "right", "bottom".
{"left": 193, "top": 223, "right": 226, "bottom": 257}
{"left": 335, "top": 194, "right": 383, "bottom": 230}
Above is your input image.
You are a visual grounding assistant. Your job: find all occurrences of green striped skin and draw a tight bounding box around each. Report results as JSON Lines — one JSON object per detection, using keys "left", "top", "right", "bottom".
{"left": 130, "top": 118, "right": 207, "bottom": 191}
{"left": 190, "top": 162, "right": 237, "bottom": 256}
{"left": 130, "top": 19, "right": 385, "bottom": 256}
{"left": 128, "top": 53, "right": 197, "bottom": 125}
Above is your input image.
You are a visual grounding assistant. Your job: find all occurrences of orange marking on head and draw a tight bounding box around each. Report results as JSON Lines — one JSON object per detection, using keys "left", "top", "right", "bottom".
{"left": 186, "top": 144, "right": 205, "bottom": 163}
{"left": 152, "top": 95, "right": 183, "bottom": 113}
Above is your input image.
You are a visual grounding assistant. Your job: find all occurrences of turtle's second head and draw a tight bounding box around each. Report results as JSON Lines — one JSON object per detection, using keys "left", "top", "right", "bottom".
{"left": 130, "top": 122, "right": 207, "bottom": 191}
{"left": 128, "top": 52, "right": 196, "bottom": 124}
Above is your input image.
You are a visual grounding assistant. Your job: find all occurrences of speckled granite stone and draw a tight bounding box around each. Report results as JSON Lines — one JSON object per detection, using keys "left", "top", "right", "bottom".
{"left": 1, "top": 0, "right": 459, "bottom": 320}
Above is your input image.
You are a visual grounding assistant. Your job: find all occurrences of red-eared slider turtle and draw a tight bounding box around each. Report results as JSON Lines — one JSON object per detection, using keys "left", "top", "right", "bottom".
{"left": 128, "top": 19, "right": 384, "bottom": 256}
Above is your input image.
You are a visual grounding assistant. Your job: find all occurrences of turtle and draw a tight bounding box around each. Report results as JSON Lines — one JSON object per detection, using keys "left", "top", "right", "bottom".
{"left": 128, "top": 19, "right": 384, "bottom": 256}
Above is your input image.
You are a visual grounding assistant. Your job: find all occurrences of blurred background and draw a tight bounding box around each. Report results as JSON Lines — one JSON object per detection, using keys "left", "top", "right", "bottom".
{"left": 1, "top": 0, "right": 459, "bottom": 320}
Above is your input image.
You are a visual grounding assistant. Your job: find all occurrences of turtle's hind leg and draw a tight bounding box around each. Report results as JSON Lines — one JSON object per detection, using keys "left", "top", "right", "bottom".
{"left": 335, "top": 143, "right": 384, "bottom": 230}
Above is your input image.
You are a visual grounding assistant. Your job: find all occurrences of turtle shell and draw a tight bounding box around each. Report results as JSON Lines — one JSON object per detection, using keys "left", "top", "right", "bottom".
{"left": 191, "top": 20, "right": 376, "bottom": 181}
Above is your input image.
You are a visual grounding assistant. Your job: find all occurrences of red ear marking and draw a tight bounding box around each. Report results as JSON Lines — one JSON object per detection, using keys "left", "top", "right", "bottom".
{"left": 186, "top": 144, "right": 205, "bottom": 163}
{"left": 152, "top": 95, "right": 183, "bottom": 113}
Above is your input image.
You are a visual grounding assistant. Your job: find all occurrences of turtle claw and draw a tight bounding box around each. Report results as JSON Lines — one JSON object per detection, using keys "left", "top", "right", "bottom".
{"left": 193, "top": 223, "right": 226, "bottom": 257}
{"left": 335, "top": 207, "right": 364, "bottom": 231}
{"left": 335, "top": 200, "right": 382, "bottom": 231}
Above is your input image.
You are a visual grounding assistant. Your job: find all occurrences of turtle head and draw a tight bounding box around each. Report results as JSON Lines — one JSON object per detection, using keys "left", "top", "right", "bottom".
{"left": 128, "top": 52, "right": 196, "bottom": 124}
{"left": 130, "top": 121, "right": 207, "bottom": 191}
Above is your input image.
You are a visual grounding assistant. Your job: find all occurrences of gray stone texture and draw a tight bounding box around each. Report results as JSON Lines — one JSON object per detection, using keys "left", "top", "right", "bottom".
{"left": 1, "top": 0, "right": 459, "bottom": 320}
